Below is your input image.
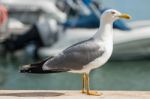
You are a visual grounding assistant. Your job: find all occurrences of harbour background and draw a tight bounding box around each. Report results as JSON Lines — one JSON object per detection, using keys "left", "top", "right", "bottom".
{"left": 0, "top": 0, "right": 150, "bottom": 90}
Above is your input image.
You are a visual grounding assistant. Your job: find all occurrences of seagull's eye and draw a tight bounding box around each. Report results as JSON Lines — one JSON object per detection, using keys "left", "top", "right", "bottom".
{"left": 111, "top": 11, "right": 115, "bottom": 14}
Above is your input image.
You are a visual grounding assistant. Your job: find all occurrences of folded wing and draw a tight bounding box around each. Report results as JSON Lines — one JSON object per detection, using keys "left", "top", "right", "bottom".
{"left": 43, "top": 38, "right": 104, "bottom": 71}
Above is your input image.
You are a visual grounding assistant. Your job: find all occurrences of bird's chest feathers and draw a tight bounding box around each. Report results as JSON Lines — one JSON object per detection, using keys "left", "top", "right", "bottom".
{"left": 98, "top": 39, "right": 113, "bottom": 60}
{"left": 104, "top": 40, "right": 113, "bottom": 56}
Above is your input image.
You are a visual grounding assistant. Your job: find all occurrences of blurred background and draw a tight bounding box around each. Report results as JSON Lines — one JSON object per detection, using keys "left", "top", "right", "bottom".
{"left": 0, "top": 0, "right": 150, "bottom": 90}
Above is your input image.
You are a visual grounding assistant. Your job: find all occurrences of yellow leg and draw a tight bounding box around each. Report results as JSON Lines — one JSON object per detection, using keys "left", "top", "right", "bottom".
{"left": 81, "top": 73, "right": 86, "bottom": 93}
{"left": 85, "top": 73, "right": 102, "bottom": 96}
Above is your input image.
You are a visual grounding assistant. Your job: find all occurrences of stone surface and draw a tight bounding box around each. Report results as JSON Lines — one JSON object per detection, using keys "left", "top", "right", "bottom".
{"left": 0, "top": 90, "right": 150, "bottom": 99}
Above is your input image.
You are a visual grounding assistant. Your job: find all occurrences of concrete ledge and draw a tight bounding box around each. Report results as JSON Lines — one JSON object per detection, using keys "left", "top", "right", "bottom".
{"left": 0, "top": 90, "right": 150, "bottom": 99}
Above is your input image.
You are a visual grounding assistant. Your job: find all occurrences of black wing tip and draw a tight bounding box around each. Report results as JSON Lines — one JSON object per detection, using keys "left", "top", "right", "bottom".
{"left": 19, "top": 64, "right": 45, "bottom": 73}
{"left": 20, "top": 65, "right": 69, "bottom": 74}
{"left": 20, "top": 65, "right": 31, "bottom": 73}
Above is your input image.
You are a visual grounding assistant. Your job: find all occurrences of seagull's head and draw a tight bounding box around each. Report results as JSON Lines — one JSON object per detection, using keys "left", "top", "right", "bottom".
{"left": 101, "top": 9, "right": 131, "bottom": 23}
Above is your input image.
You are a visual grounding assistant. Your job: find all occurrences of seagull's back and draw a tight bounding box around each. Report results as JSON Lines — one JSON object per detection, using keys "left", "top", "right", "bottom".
{"left": 42, "top": 37, "right": 106, "bottom": 73}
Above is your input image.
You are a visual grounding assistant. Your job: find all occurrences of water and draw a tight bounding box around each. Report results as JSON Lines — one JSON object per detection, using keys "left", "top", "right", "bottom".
{"left": 1, "top": 59, "right": 150, "bottom": 90}
{"left": 1, "top": 0, "right": 150, "bottom": 90}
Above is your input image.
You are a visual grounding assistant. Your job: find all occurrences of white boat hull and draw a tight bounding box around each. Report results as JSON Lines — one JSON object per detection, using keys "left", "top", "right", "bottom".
{"left": 38, "top": 20, "right": 150, "bottom": 60}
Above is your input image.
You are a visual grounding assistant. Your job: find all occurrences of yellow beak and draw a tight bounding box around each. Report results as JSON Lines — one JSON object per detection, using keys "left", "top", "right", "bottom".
{"left": 118, "top": 13, "right": 131, "bottom": 19}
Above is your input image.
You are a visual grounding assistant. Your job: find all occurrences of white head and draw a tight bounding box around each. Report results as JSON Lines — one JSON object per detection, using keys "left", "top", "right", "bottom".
{"left": 101, "top": 9, "right": 131, "bottom": 23}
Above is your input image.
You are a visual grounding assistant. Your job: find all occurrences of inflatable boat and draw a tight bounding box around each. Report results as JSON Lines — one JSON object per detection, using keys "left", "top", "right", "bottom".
{"left": 38, "top": 20, "right": 150, "bottom": 60}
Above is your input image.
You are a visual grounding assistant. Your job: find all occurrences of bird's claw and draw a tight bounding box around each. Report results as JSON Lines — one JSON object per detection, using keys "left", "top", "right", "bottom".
{"left": 87, "top": 90, "right": 102, "bottom": 96}
{"left": 81, "top": 90, "right": 86, "bottom": 93}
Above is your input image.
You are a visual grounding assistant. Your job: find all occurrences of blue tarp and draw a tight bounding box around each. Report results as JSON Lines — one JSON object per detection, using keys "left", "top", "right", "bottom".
{"left": 63, "top": 8, "right": 131, "bottom": 31}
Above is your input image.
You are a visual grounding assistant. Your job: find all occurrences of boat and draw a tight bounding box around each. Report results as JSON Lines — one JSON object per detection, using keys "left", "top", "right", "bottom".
{"left": 0, "top": 0, "right": 66, "bottom": 24}
{"left": 38, "top": 20, "right": 150, "bottom": 60}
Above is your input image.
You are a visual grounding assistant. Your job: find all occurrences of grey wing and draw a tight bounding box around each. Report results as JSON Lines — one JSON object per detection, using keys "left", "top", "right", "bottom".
{"left": 43, "top": 39, "right": 105, "bottom": 70}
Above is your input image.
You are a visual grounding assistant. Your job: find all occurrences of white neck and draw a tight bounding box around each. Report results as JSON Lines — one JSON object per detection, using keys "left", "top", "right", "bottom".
{"left": 94, "top": 19, "right": 113, "bottom": 41}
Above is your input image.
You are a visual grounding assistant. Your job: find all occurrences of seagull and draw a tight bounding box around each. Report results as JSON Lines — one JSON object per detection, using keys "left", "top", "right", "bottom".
{"left": 20, "top": 9, "right": 131, "bottom": 96}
